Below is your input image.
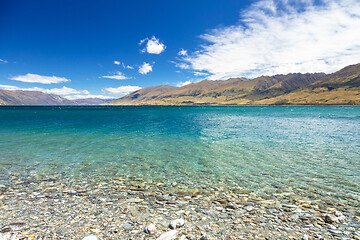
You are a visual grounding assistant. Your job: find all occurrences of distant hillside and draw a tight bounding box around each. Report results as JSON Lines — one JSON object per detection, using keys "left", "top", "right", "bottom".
{"left": 256, "top": 64, "right": 360, "bottom": 105}
{"left": 107, "top": 63, "right": 360, "bottom": 105}
{"left": 0, "top": 89, "right": 74, "bottom": 105}
{"left": 71, "top": 98, "right": 114, "bottom": 105}
{"left": 0, "top": 89, "right": 113, "bottom": 105}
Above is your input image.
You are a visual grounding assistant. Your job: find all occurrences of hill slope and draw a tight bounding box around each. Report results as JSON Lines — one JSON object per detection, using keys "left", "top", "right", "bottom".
{"left": 107, "top": 64, "right": 360, "bottom": 105}
{"left": 107, "top": 73, "right": 330, "bottom": 105}
{"left": 256, "top": 64, "right": 360, "bottom": 105}
{"left": 0, "top": 90, "right": 74, "bottom": 105}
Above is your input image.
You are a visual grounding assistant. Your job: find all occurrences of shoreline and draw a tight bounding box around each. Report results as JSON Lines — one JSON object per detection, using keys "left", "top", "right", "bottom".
{"left": 1, "top": 173, "right": 359, "bottom": 239}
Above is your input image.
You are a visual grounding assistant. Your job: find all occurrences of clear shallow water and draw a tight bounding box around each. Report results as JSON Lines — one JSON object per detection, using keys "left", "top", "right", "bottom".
{"left": 0, "top": 106, "right": 359, "bottom": 204}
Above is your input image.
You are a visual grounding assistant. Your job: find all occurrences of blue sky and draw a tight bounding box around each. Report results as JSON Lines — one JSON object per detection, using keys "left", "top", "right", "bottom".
{"left": 1, "top": 0, "right": 359, "bottom": 99}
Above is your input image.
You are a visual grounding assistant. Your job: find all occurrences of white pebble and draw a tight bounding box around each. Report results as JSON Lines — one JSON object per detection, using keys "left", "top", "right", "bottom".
{"left": 169, "top": 219, "right": 185, "bottom": 229}
{"left": 156, "top": 230, "right": 178, "bottom": 240}
{"left": 82, "top": 235, "right": 99, "bottom": 240}
{"left": 145, "top": 223, "right": 156, "bottom": 234}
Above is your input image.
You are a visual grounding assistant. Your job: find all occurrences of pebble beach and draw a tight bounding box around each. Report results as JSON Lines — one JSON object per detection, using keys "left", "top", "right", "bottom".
{"left": 1, "top": 172, "right": 359, "bottom": 240}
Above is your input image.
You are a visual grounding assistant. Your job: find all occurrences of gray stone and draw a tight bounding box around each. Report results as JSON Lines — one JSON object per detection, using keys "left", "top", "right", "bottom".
{"left": 122, "top": 222, "right": 132, "bottom": 230}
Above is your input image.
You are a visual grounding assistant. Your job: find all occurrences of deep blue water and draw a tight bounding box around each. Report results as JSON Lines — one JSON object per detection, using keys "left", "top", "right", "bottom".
{"left": 0, "top": 106, "right": 359, "bottom": 204}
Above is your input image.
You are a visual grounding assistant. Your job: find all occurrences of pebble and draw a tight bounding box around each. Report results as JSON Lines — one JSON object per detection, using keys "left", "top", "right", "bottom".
{"left": 145, "top": 223, "right": 156, "bottom": 234}
{"left": 82, "top": 235, "right": 99, "bottom": 240}
{"left": 334, "top": 211, "right": 346, "bottom": 221}
{"left": 122, "top": 222, "right": 132, "bottom": 230}
{"left": 169, "top": 219, "right": 185, "bottom": 229}
{"left": 156, "top": 230, "right": 178, "bottom": 240}
{"left": 301, "top": 234, "right": 309, "bottom": 240}
{"left": 324, "top": 214, "right": 338, "bottom": 224}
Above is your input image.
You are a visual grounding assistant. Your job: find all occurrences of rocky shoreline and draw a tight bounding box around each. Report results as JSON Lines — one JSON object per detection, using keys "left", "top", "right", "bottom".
{"left": 0, "top": 173, "right": 359, "bottom": 240}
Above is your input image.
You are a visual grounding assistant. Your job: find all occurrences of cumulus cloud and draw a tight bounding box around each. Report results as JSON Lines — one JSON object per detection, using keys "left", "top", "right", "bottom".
{"left": 177, "top": 81, "right": 192, "bottom": 87}
{"left": 178, "top": 49, "right": 188, "bottom": 56}
{"left": 0, "top": 59, "right": 8, "bottom": 64}
{"left": 126, "top": 65, "right": 134, "bottom": 69}
{"left": 114, "top": 60, "right": 121, "bottom": 65}
{"left": 138, "top": 62, "right": 153, "bottom": 75}
{"left": 103, "top": 86, "right": 142, "bottom": 95}
{"left": 10, "top": 73, "right": 70, "bottom": 84}
{"left": 101, "top": 71, "right": 130, "bottom": 80}
{"left": 139, "top": 36, "right": 166, "bottom": 54}
{"left": 181, "top": 0, "right": 360, "bottom": 79}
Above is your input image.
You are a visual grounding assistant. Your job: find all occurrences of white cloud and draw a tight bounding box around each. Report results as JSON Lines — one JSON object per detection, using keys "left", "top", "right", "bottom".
{"left": 0, "top": 84, "right": 24, "bottom": 91}
{"left": 0, "top": 59, "right": 8, "bottom": 64}
{"left": 178, "top": 49, "right": 188, "bottom": 56}
{"left": 43, "top": 86, "right": 89, "bottom": 95}
{"left": 172, "top": 61, "right": 190, "bottom": 70}
{"left": 0, "top": 84, "right": 90, "bottom": 95}
{"left": 114, "top": 61, "right": 134, "bottom": 69}
{"left": 138, "top": 62, "right": 153, "bottom": 75}
{"left": 0, "top": 84, "right": 117, "bottom": 100}
{"left": 103, "top": 86, "right": 142, "bottom": 95}
{"left": 139, "top": 36, "right": 166, "bottom": 54}
{"left": 10, "top": 73, "right": 70, "bottom": 84}
{"left": 64, "top": 94, "right": 115, "bottom": 100}
{"left": 182, "top": 0, "right": 360, "bottom": 79}
{"left": 0, "top": 84, "right": 47, "bottom": 92}
{"left": 193, "top": 71, "right": 208, "bottom": 76}
{"left": 101, "top": 71, "right": 130, "bottom": 80}
{"left": 177, "top": 81, "right": 193, "bottom": 87}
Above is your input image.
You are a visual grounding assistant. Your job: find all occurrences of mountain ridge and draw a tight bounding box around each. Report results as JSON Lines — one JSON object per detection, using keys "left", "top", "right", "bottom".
{"left": 0, "top": 89, "right": 113, "bottom": 105}
{"left": 107, "top": 64, "right": 360, "bottom": 105}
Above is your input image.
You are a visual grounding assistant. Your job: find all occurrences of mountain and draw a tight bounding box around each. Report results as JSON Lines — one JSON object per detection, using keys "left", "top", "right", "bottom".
{"left": 71, "top": 98, "right": 114, "bottom": 105}
{"left": 107, "top": 64, "right": 360, "bottom": 105}
{"left": 0, "top": 89, "right": 113, "bottom": 105}
{"left": 111, "top": 85, "right": 177, "bottom": 105}
{"left": 0, "top": 89, "right": 74, "bottom": 105}
{"left": 256, "top": 64, "right": 360, "bottom": 105}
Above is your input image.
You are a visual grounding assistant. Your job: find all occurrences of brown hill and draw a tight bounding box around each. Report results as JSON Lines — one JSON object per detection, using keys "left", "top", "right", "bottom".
{"left": 256, "top": 64, "right": 360, "bottom": 105}
{"left": 107, "top": 70, "right": 332, "bottom": 105}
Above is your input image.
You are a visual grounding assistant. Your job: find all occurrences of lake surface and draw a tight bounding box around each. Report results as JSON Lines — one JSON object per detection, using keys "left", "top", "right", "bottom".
{"left": 0, "top": 106, "right": 359, "bottom": 206}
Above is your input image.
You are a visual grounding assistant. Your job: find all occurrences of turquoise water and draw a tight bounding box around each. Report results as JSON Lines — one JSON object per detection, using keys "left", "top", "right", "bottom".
{"left": 0, "top": 106, "right": 359, "bottom": 204}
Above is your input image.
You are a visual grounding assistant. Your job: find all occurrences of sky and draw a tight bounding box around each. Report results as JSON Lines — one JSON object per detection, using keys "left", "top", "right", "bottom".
{"left": 0, "top": 0, "right": 359, "bottom": 100}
